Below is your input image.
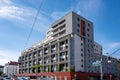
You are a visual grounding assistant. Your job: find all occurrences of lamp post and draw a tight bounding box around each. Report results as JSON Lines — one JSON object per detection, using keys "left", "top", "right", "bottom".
{"left": 100, "top": 57, "right": 103, "bottom": 80}
{"left": 107, "top": 56, "right": 112, "bottom": 80}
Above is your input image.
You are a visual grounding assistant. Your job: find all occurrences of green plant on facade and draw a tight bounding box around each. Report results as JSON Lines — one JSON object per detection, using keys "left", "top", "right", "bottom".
{"left": 67, "top": 66, "right": 71, "bottom": 72}
{"left": 40, "top": 64, "right": 44, "bottom": 72}
{"left": 57, "top": 64, "right": 60, "bottom": 72}
{"left": 31, "top": 63, "right": 42, "bottom": 73}
{"left": 0, "top": 71, "right": 3, "bottom": 76}
{"left": 70, "top": 67, "right": 75, "bottom": 72}
{"left": 49, "top": 65, "right": 51, "bottom": 72}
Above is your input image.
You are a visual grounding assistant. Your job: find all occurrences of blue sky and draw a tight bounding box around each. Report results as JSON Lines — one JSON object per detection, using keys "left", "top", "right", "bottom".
{"left": 0, "top": 0, "right": 120, "bottom": 65}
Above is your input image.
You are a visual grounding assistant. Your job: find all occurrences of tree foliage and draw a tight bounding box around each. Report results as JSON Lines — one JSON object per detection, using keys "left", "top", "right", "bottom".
{"left": 0, "top": 71, "right": 3, "bottom": 76}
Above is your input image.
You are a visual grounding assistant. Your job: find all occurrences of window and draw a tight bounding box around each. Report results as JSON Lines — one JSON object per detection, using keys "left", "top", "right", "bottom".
{"left": 53, "top": 29, "right": 58, "bottom": 33}
{"left": 81, "top": 48, "right": 83, "bottom": 51}
{"left": 81, "top": 59, "right": 83, "bottom": 62}
{"left": 81, "top": 43, "right": 83, "bottom": 46}
{"left": 59, "top": 24, "right": 66, "bottom": 30}
{"left": 88, "top": 49, "right": 90, "bottom": 53}
{"left": 87, "top": 44, "right": 89, "bottom": 47}
{"left": 88, "top": 23, "right": 90, "bottom": 27}
{"left": 87, "top": 34, "right": 90, "bottom": 37}
{"left": 81, "top": 64, "right": 83, "bottom": 67}
{"left": 88, "top": 39, "right": 89, "bottom": 42}
{"left": 59, "top": 19, "right": 65, "bottom": 25}
{"left": 59, "top": 30, "right": 66, "bottom": 35}
{"left": 87, "top": 28, "right": 89, "bottom": 32}
{"left": 81, "top": 38, "right": 83, "bottom": 41}
{"left": 53, "top": 34, "right": 58, "bottom": 37}
{"left": 81, "top": 54, "right": 83, "bottom": 57}
{"left": 77, "top": 18, "right": 80, "bottom": 21}
{"left": 77, "top": 24, "right": 80, "bottom": 27}
{"left": 77, "top": 29, "right": 79, "bottom": 33}
{"left": 66, "top": 40, "right": 68, "bottom": 44}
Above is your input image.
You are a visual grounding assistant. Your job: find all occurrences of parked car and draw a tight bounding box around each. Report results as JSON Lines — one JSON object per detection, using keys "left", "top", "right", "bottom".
{"left": 3, "top": 77, "right": 11, "bottom": 80}
{"left": 11, "top": 77, "right": 18, "bottom": 80}
{"left": 19, "top": 78, "right": 27, "bottom": 80}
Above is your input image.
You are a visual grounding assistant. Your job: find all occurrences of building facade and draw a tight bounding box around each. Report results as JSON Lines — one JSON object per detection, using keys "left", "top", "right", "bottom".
{"left": 18, "top": 12, "right": 118, "bottom": 80}
{"left": 117, "top": 60, "right": 120, "bottom": 80}
{"left": 4, "top": 61, "right": 18, "bottom": 77}
{"left": 0, "top": 65, "right": 4, "bottom": 72}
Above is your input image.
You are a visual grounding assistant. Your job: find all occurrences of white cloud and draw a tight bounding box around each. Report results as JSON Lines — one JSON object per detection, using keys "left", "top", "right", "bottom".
{"left": 50, "top": 0, "right": 103, "bottom": 21}
{"left": 0, "top": 0, "right": 35, "bottom": 21}
{"left": 105, "top": 42, "right": 120, "bottom": 54}
{"left": 0, "top": 0, "right": 12, "bottom": 5}
{"left": 0, "top": 49, "right": 20, "bottom": 65}
{"left": 76, "top": 0, "right": 103, "bottom": 16}
{"left": 51, "top": 11, "right": 68, "bottom": 20}
{"left": 0, "top": 0, "right": 51, "bottom": 32}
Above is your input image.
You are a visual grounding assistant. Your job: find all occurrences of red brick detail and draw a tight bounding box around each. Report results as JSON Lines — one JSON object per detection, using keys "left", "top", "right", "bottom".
{"left": 80, "top": 20, "right": 85, "bottom": 36}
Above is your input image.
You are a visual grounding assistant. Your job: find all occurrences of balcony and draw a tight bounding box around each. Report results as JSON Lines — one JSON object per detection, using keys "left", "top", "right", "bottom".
{"left": 60, "top": 44, "right": 68, "bottom": 51}
{"left": 60, "top": 64, "right": 68, "bottom": 72}
{"left": 29, "top": 62, "right": 32, "bottom": 66}
{"left": 60, "top": 53, "right": 66, "bottom": 61}
{"left": 44, "top": 49, "right": 48, "bottom": 55}
{"left": 51, "top": 57, "right": 56, "bottom": 62}
{"left": 44, "top": 59, "right": 49, "bottom": 64}
{"left": 44, "top": 66, "right": 49, "bottom": 72}
{"left": 38, "top": 50, "right": 42, "bottom": 56}
{"left": 29, "top": 69, "right": 32, "bottom": 73}
{"left": 18, "top": 59, "right": 22, "bottom": 63}
{"left": 22, "top": 57, "right": 24, "bottom": 61}
{"left": 51, "top": 47, "right": 56, "bottom": 53}
{"left": 33, "top": 53, "right": 37, "bottom": 58}
{"left": 60, "top": 51, "right": 68, "bottom": 61}
{"left": 51, "top": 65, "right": 57, "bottom": 72}
{"left": 39, "top": 60, "right": 42, "bottom": 64}
{"left": 33, "top": 61, "right": 36, "bottom": 65}
{"left": 29, "top": 54, "right": 32, "bottom": 59}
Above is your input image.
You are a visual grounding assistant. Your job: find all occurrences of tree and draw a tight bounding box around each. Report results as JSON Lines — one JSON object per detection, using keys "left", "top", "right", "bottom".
{"left": 0, "top": 71, "right": 3, "bottom": 76}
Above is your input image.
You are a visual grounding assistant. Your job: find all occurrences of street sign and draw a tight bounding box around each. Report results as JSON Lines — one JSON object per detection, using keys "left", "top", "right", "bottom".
{"left": 92, "top": 60, "right": 101, "bottom": 66}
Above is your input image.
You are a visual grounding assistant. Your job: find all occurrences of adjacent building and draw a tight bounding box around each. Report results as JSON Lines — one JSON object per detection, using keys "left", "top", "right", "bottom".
{"left": 0, "top": 65, "right": 4, "bottom": 72}
{"left": 18, "top": 12, "right": 118, "bottom": 80}
{"left": 4, "top": 61, "right": 18, "bottom": 77}
{"left": 117, "top": 60, "right": 120, "bottom": 80}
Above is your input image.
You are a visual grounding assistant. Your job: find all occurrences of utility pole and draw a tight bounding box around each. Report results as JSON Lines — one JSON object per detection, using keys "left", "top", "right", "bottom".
{"left": 100, "top": 57, "right": 103, "bottom": 80}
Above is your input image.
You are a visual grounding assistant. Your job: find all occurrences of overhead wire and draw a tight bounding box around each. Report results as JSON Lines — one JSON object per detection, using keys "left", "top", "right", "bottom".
{"left": 23, "top": 0, "right": 44, "bottom": 50}
{"left": 109, "top": 48, "right": 120, "bottom": 56}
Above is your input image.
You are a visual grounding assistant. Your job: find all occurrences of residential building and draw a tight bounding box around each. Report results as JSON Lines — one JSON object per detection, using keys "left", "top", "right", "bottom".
{"left": 117, "top": 60, "right": 120, "bottom": 80}
{"left": 18, "top": 12, "right": 117, "bottom": 80}
{"left": 4, "top": 61, "right": 18, "bottom": 77}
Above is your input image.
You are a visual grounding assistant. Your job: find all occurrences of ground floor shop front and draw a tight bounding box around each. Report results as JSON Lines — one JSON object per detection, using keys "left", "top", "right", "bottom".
{"left": 17, "top": 72, "right": 115, "bottom": 80}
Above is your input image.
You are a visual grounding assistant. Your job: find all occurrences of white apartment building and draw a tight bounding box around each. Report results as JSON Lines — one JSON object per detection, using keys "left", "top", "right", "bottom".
{"left": 18, "top": 12, "right": 118, "bottom": 80}
{"left": 0, "top": 65, "right": 4, "bottom": 72}
{"left": 4, "top": 61, "right": 18, "bottom": 77}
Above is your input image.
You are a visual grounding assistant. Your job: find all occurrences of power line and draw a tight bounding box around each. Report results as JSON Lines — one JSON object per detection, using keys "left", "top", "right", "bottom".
{"left": 23, "top": 0, "right": 44, "bottom": 50}
{"left": 106, "top": 48, "right": 120, "bottom": 57}
{"left": 110, "top": 48, "right": 120, "bottom": 56}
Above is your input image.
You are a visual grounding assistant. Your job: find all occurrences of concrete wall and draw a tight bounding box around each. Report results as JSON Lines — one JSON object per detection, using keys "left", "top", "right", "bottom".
{"left": 74, "top": 34, "right": 84, "bottom": 72}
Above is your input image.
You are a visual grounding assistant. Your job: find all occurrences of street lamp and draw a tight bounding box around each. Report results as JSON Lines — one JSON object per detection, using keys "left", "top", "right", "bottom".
{"left": 98, "top": 57, "right": 103, "bottom": 80}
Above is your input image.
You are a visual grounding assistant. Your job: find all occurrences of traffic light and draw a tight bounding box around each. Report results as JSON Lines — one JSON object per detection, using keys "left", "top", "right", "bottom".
{"left": 107, "top": 56, "right": 111, "bottom": 63}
